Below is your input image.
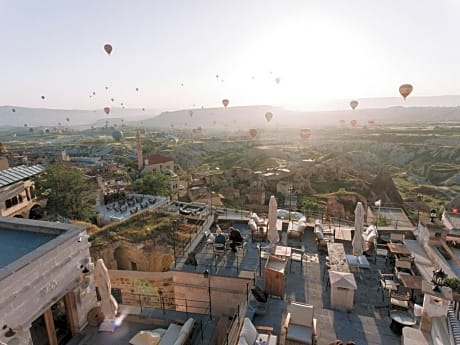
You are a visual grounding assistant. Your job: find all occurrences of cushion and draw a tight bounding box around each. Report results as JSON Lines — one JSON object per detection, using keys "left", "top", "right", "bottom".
{"left": 241, "top": 317, "right": 258, "bottom": 345}
{"left": 297, "top": 221, "right": 306, "bottom": 233}
{"left": 298, "top": 216, "right": 306, "bottom": 223}
{"left": 286, "top": 324, "right": 312, "bottom": 345}
{"left": 238, "top": 336, "right": 249, "bottom": 345}
{"left": 158, "top": 323, "right": 182, "bottom": 345}
{"left": 315, "top": 230, "right": 324, "bottom": 240}
{"left": 365, "top": 225, "right": 376, "bottom": 236}
{"left": 248, "top": 219, "right": 258, "bottom": 232}
{"left": 366, "top": 229, "right": 377, "bottom": 243}
{"left": 289, "top": 303, "right": 314, "bottom": 325}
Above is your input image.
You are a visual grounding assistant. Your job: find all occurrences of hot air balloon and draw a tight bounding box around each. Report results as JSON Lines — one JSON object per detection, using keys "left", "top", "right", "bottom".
{"left": 41, "top": 96, "right": 45, "bottom": 100}
{"left": 216, "top": 74, "right": 219, "bottom": 79}
{"left": 350, "top": 100, "right": 358, "bottom": 110}
{"left": 24, "top": 124, "right": 27, "bottom": 128}
{"left": 120, "top": 103, "right": 123, "bottom": 106}
{"left": 12, "top": 108, "right": 15, "bottom": 112}
{"left": 275, "top": 77, "right": 280, "bottom": 84}
{"left": 300, "top": 129, "right": 311, "bottom": 140}
{"left": 105, "top": 86, "right": 109, "bottom": 90}
{"left": 265, "top": 112, "right": 273, "bottom": 123}
{"left": 222, "top": 99, "right": 229, "bottom": 108}
{"left": 399, "top": 84, "right": 413, "bottom": 100}
{"left": 249, "top": 128, "right": 257, "bottom": 138}
{"left": 29, "top": 127, "right": 34, "bottom": 132}
{"left": 58, "top": 122, "right": 62, "bottom": 126}
{"left": 350, "top": 119, "right": 357, "bottom": 128}
{"left": 112, "top": 129, "right": 123, "bottom": 141}
{"left": 104, "top": 107, "right": 110, "bottom": 115}
{"left": 142, "top": 108, "right": 145, "bottom": 111}
{"left": 189, "top": 110, "right": 193, "bottom": 117}
{"left": 135, "top": 88, "right": 139, "bottom": 92}
{"left": 66, "top": 117, "right": 70, "bottom": 122}
{"left": 92, "top": 91, "right": 96, "bottom": 96}
{"left": 104, "top": 43, "right": 112, "bottom": 55}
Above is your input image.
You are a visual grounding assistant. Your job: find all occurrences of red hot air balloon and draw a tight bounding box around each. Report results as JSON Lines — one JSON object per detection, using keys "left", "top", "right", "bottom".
{"left": 300, "top": 129, "right": 311, "bottom": 140}
{"left": 350, "top": 119, "right": 357, "bottom": 128}
{"left": 104, "top": 43, "right": 112, "bottom": 55}
{"left": 249, "top": 128, "right": 257, "bottom": 138}
{"left": 265, "top": 112, "right": 273, "bottom": 123}
{"left": 222, "top": 99, "right": 229, "bottom": 108}
{"left": 350, "top": 100, "right": 358, "bottom": 110}
{"left": 399, "top": 84, "right": 413, "bottom": 100}
{"left": 104, "top": 107, "right": 110, "bottom": 115}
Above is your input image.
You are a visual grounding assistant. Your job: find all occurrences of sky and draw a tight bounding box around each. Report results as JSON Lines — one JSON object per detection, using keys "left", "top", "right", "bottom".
{"left": 1, "top": 0, "right": 460, "bottom": 112}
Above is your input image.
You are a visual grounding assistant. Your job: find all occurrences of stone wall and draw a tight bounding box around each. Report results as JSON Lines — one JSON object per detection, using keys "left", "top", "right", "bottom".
{"left": 0, "top": 220, "right": 97, "bottom": 345}
{"left": 109, "top": 270, "right": 174, "bottom": 308}
{"left": 108, "top": 270, "right": 254, "bottom": 320}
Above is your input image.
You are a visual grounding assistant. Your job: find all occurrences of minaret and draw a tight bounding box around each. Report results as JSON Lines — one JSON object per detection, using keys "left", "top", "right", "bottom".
{"left": 136, "top": 130, "right": 143, "bottom": 170}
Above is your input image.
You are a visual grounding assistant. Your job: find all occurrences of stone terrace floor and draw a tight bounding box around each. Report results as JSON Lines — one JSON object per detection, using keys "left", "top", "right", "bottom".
{"left": 177, "top": 221, "right": 403, "bottom": 345}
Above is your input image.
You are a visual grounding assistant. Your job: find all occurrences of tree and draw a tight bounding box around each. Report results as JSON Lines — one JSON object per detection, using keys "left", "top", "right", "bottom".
{"left": 34, "top": 162, "right": 95, "bottom": 221}
{"left": 131, "top": 171, "right": 170, "bottom": 196}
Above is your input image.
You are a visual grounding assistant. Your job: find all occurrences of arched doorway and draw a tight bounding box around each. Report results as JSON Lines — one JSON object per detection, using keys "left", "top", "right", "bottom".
{"left": 29, "top": 204, "right": 44, "bottom": 219}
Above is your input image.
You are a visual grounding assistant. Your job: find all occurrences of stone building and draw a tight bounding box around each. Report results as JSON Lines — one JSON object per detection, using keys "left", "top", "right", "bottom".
{"left": 0, "top": 165, "right": 45, "bottom": 219}
{"left": 0, "top": 217, "right": 97, "bottom": 345}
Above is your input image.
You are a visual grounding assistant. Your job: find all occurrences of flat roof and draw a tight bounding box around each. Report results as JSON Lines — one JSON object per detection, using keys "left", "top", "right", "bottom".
{"left": 0, "top": 217, "right": 86, "bottom": 280}
{"left": 0, "top": 164, "right": 45, "bottom": 188}
{"left": 0, "top": 228, "right": 57, "bottom": 268}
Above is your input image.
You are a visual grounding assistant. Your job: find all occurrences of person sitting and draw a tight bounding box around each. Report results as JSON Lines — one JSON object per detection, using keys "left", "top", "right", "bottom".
{"left": 229, "top": 227, "right": 244, "bottom": 252}
{"left": 214, "top": 227, "right": 226, "bottom": 244}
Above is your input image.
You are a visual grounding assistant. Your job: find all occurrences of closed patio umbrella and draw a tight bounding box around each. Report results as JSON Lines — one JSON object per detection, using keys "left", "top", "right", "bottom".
{"left": 94, "top": 259, "right": 118, "bottom": 320}
{"left": 268, "top": 195, "right": 280, "bottom": 244}
{"left": 352, "top": 202, "right": 365, "bottom": 257}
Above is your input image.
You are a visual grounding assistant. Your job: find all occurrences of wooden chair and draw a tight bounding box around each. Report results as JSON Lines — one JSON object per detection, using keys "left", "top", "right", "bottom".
{"left": 390, "top": 291, "right": 411, "bottom": 311}
{"left": 213, "top": 243, "right": 227, "bottom": 265}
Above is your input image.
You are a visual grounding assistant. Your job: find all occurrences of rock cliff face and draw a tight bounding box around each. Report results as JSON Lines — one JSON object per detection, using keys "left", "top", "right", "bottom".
{"left": 368, "top": 171, "right": 403, "bottom": 205}
{"left": 447, "top": 195, "right": 460, "bottom": 210}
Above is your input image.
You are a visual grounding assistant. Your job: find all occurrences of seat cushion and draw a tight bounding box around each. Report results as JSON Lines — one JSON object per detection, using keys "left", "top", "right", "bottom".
{"left": 241, "top": 317, "right": 258, "bottom": 344}
{"left": 286, "top": 324, "right": 312, "bottom": 344}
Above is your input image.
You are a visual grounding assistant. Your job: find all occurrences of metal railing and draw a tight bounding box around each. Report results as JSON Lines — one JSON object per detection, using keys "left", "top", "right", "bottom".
{"left": 222, "top": 292, "right": 249, "bottom": 345}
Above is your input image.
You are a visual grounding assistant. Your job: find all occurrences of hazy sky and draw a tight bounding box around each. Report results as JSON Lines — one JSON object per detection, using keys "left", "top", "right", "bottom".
{"left": 1, "top": 0, "right": 460, "bottom": 111}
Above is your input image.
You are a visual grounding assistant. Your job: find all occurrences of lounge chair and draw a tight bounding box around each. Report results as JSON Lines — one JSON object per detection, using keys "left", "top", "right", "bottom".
{"left": 282, "top": 302, "right": 317, "bottom": 345}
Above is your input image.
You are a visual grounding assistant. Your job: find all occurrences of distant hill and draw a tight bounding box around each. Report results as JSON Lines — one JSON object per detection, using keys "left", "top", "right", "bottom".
{"left": 139, "top": 105, "right": 460, "bottom": 129}
{"left": 2, "top": 94, "right": 460, "bottom": 128}
{"left": 0, "top": 106, "right": 160, "bottom": 127}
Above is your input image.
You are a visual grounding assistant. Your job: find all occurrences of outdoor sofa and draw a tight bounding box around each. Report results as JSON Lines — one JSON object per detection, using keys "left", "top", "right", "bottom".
{"left": 158, "top": 317, "right": 195, "bottom": 345}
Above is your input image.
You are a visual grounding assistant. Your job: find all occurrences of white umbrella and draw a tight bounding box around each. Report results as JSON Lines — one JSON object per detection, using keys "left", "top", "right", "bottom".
{"left": 352, "top": 202, "right": 365, "bottom": 257}
{"left": 268, "top": 195, "right": 280, "bottom": 244}
{"left": 94, "top": 258, "right": 118, "bottom": 320}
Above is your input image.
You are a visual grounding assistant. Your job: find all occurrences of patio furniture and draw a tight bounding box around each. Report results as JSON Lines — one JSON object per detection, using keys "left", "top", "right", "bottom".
{"left": 290, "top": 247, "right": 305, "bottom": 273}
{"left": 158, "top": 318, "right": 195, "bottom": 345}
{"left": 250, "top": 212, "right": 268, "bottom": 226}
{"left": 378, "top": 270, "right": 399, "bottom": 301}
{"left": 282, "top": 301, "right": 317, "bottom": 345}
{"left": 390, "top": 233, "right": 405, "bottom": 243}
{"left": 402, "top": 327, "right": 431, "bottom": 345}
{"left": 264, "top": 255, "right": 286, "bottom": 299}
{"left": 398, "top": 274, "right": 423, "bottom": 301}
{"left": 389, "top": 310, "right": 416, "bottom": 335}
{"left": 204, "top": 230, "right": 215, "bottom": 251}
{"left": 387, "top": 243, "right": 411, "bottom": 257}
{"left": 329, "top": 271, "right": 357, "bottom": 311}
{"left": 273, "top": 245, "right": 292, "bottom": 259}
{"left": 213, "top": 243, "right": 228, "bottom": 265}
{"left": 390, "top": 291, "right": 411, "bottom": 311}
{"left": 327, "top": 243, "right": 350, "bottom": 273}
{"left": 239, "top": 317, "right": 277, "bottom": 345}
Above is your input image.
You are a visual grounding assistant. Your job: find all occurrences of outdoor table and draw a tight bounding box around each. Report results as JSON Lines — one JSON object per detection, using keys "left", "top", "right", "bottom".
{"left": 399, "top": 274, "right": 423, "bottom": 300}
{"left": 273, "top": 245, "right": 291, "bottom": 259}
{"left": 390, "top": 310, "right": 416, "bottom": 335}
{"left": 387, "top": 243, "right": 411, "bottom": 256}
{"left": 334, "top": 227, "right": 352, "bottom": 242}
{"left": 327, "top": 242, "right": 350, "bottom": 273}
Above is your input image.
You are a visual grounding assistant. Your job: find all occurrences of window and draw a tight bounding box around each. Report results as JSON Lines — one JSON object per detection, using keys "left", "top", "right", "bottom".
{"left": 5, "top": 199, "right": 12, "bottom": 209}
{"left": 131, "top": 262, "right": 138, "bottom": 271}
{"left": 111, "top": 288, "right": 122, "bottom": 304}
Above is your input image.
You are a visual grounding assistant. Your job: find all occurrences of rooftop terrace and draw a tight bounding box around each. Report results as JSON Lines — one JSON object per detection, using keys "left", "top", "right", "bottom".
{"left": 174, "top": 220, "right": 403, "bottom": 344}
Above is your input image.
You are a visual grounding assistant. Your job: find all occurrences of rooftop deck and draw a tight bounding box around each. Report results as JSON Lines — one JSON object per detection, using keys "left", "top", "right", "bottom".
{"left": 176, "top": 221, "right": 403, "bottom": 344}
